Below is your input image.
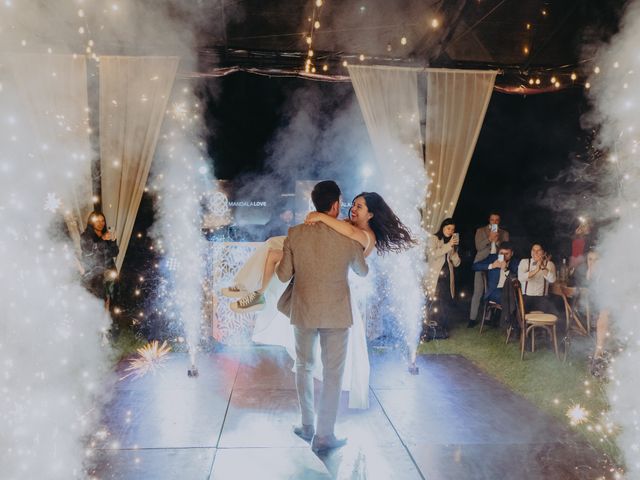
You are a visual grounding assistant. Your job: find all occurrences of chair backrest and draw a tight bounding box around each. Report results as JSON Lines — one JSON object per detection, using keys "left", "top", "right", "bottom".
{"left": 513, "top": 279, "right": 526, "bottom": 329}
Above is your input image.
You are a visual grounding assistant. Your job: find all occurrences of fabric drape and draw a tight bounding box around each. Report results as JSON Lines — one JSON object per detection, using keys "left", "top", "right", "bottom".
{"left": 348, "top": 65, "right": 495, "bottom": 343}
{"left": 6, "top": 54, "right": 93, "bottom": 253}
{"left": 99, "top": 56, "right": 179, "bottom": 270}
{"left": 423, "top": 69, "right": 496, "bottom": 231}
{"left": 348, "top": 65, "right": 427, "bottom": 345}
{"left": 347, "top": 66, "right": 496, "bottom": 232}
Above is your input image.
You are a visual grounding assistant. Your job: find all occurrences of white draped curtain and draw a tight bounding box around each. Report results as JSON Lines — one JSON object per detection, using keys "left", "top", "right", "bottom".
{"left": 6, "top": 54, "right": 94, "bottom": 253}
{"left": 348, "top": 65, "right": 496, "bottom": 232}
{"left": 348, "top": 65, "right": 495, "bottom": 346}
{"left": 423, "top": 69, "right": 496, "bottom": 232}
{"left": 348, "top": 65, "right": 427, "bottom": 348}
{"left": 99, "top": 56, "right": 179, "bottom": 270}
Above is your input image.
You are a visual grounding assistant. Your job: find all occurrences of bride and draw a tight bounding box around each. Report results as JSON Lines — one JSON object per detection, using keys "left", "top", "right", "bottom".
{"left": 222, "top": 191, "right": 414, "bottom": 408}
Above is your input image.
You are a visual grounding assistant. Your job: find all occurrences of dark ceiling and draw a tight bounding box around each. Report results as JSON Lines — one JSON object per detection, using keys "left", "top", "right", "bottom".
{"left": 192, "top": 0, "right": 626, "bottom": 93}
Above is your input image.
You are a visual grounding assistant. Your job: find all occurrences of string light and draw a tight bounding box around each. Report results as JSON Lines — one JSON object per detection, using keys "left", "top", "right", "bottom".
{"left": 400, "top": 36, "right": 407, "bottom": 45}
{"left": 431, "top": 18, "right": 439, "bottom": 29}
{"left": 571, "top": 72, "right": 577, "bottom": 81}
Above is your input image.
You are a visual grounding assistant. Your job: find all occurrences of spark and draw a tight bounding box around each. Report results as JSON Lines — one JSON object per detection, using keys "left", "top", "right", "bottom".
{"left": 44, "top": 192, "right": 62, "bottom": 212}
{"left": 120, "top": 340, "right": 171, "bottom": 380}
{"left": 566, "top": 404, "right": 589, "bottom": 425}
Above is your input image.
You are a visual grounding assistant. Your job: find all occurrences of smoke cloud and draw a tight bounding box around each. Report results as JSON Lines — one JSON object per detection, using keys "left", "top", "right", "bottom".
{"left": 0, "top": 0, "right": 229, "bottom": 477}
{"left": 585, "top": 0, "right": 640, "bottom": 475}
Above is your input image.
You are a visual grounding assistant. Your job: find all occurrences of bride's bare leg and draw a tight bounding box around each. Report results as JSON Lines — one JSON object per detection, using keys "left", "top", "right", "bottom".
{"left": 258, "top": 249, "right": 283, "bottom": 293}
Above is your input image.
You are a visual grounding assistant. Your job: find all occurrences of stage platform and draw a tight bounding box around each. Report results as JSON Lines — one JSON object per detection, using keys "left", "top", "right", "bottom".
{"left": 91, "top": 347, "right": 605, "bottom": 479}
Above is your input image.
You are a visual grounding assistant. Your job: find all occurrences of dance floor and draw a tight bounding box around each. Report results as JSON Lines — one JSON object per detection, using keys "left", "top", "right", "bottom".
{"left": 91, "top": 347, "right": 605, "bottom": 479}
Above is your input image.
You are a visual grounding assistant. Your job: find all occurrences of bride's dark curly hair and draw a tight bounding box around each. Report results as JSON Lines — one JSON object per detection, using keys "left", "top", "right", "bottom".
{"left": 352, "top": 192, "right": 416, "bottom": 254}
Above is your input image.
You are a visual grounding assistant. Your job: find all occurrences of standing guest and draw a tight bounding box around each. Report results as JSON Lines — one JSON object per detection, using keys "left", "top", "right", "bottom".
{"left": 569, "top": 219, "right": 594, "bottom": 284}
{"left": 517, "top": 243, "right": 556, "bottom": 314}
{"left": 80, "top": 211, "right": 119, "bottom": 309}
{"left": 468, "top": 212, "right": 510, "bottom": 328}
{"left": 472, "top": 241, "right": 518, "bottom": 307}
{"left": 425, "top": 218, "right": 461, "bottom": 336}
{"left": 583, "top": 250, "right": 611, "bottom": 376}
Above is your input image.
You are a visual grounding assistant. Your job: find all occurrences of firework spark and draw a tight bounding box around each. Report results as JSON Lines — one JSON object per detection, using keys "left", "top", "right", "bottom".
{"left": 121, "top": 340, "right": 171, "bottom": 380}
{"left": 43, "top": 192, "right": 62, "bottom": 212}
{"left": 566, "top": 404, "right": 589, "bottom": 425}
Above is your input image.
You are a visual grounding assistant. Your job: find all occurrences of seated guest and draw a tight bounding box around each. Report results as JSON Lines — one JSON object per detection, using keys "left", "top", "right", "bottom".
{"left": 472, "top": 241, "right": 518, "bottom": 307}
{"left": 468, "top": 211, "right": 510, "bottom": 328}
{"left": 517, "top": 243, "right": 556, "bottom": 313}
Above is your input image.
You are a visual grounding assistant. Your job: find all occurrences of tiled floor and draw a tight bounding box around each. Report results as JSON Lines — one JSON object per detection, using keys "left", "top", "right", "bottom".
{"left": 91, "top": 347, "right": 606, "bottom": 479}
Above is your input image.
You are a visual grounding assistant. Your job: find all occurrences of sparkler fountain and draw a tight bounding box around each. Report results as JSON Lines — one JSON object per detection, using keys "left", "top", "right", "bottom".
{"left": 149, "top": 83, "right": 214, "bottom": 379}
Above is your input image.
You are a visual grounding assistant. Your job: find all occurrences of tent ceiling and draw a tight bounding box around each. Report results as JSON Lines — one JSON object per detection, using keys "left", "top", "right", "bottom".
{"left": 192, "top": 0, "right": 624, "bottom": 92}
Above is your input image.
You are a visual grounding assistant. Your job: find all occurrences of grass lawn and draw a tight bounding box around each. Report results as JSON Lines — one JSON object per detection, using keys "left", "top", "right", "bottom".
{"left": 418, "top": 323, "right": 619, "bottom": 463}
{"left": 110, "top": 326, "right": 148, "bottom": 362}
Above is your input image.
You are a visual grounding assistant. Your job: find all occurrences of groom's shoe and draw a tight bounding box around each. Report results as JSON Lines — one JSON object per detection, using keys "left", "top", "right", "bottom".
{"left": 311, "top": 434, "right": 347, "bottom": 454}
{"left": 293, "top": 424, "right": 315, "bottom": 442}
{"left": 230, "top": 291, "right": 266, "bottom": 313}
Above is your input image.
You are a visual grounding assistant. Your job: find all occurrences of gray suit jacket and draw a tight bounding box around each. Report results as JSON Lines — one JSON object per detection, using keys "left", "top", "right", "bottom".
{"left": 276, "top": 222, "right": 369, "bottom": 329}
{"left": 473, "top": 226, "right": 510, "bottom": 262}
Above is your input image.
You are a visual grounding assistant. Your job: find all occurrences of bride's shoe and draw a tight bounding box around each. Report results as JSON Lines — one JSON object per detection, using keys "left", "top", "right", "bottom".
{"left": 221, "top": 285, "right": 247, "bottom": 298}
{"left": 231, "top": 291, "right": 266, "bottom": 313}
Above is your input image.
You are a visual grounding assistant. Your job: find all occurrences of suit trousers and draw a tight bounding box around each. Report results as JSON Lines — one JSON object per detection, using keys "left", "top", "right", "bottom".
{"left": 470, "top": 271, "right": 484, "bottom": 321}
{"left": 293, "top": 326, "right": 349, "bottom": 437}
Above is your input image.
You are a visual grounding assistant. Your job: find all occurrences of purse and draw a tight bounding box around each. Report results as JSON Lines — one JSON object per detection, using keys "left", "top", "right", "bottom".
{"left": 277, "top": 277, "right": 294, "bottom": 318}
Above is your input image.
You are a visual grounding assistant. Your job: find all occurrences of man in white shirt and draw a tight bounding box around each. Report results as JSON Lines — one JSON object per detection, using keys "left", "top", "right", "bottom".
{"left": 517, "top": 243, "right": 557, "bottom": 313}
{"left": 468, "top": 212, "right": 509, "bottom": 328}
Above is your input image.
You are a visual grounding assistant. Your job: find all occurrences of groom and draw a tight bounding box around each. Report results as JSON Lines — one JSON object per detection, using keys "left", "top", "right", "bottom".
{"left": 276, "top": 180, "right": 369, "bottom": 454}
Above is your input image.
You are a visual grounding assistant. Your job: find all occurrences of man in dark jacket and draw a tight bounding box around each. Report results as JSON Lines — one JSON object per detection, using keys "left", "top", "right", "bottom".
{"left": 472, "top": 241, "right": 518, "bottom": 307}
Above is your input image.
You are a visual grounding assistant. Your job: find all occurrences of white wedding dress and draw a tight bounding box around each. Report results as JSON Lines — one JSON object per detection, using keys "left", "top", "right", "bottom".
{"left": 234, "top": 235, "right": 371, "bottom": 409}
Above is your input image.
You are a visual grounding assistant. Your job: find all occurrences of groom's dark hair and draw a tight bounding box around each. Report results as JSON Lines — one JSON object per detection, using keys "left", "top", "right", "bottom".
{"left": 311, "top": 180, "right": 341, "bottom": 213}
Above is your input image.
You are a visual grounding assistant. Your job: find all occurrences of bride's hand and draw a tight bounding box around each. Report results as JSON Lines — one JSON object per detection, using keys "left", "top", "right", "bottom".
{"left": 304, "top": 212, "right": 323, "bottom": 225}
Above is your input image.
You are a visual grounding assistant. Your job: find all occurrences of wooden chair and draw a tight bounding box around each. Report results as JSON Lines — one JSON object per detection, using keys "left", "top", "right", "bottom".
{"left": 479, "top": 272, "right": 502, "bottom": 334}
{"left": 514, "top": 282, "right": 560, "bottom": 360}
